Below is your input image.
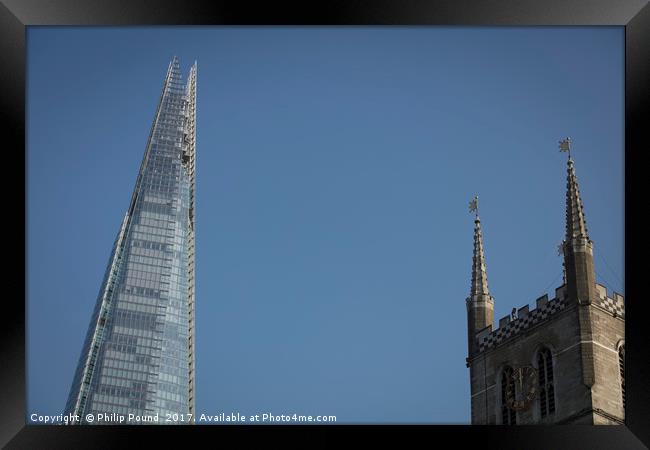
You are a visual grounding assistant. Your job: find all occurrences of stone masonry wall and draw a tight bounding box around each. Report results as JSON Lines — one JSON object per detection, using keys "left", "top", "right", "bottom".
{"left": 470, "top": 304, "right": 589, "bottom": 424}
{"left": 468, "top": 282, "right": 625, "bottom": 425}
{"left": 588, "top": 304, "right": 625, "bottom": 423}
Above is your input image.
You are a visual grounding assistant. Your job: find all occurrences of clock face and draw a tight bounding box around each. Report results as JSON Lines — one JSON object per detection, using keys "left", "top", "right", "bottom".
{"left": 505, "top": 366, "right": 538, "bottom": 411}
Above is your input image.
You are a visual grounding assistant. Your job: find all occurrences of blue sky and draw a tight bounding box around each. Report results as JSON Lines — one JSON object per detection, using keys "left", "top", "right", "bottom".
{"left": 26, "top": 27, "right": 623, "bottom": 424}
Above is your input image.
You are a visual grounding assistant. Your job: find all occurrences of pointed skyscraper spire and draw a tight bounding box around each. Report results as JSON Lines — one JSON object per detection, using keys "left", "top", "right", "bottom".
{"left": 466, "top": 195, "right": 494, "bottom": 357}
{"left": 65, "top": 57, "right": 198, "bottom": 423}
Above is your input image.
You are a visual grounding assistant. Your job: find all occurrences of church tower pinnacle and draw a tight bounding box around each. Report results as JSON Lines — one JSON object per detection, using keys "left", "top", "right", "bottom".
{"left": 466, "top": 196, "right": 494, "bottom": 357}
{"left": 559, "top": 138, "right": 597, "bottom": 305}
{"left": 559, "top": 137, "right": 599, "bottom": 389}
{"left": 470, "top": 196, "right": 490, "bottom": 298}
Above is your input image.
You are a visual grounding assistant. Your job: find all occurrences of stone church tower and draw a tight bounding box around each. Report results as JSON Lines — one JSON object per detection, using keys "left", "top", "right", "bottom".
{"left": 466, "top": 141, "right": 625, "bottom": 425}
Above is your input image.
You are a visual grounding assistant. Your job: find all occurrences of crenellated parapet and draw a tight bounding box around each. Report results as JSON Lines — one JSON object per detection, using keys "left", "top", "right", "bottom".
{"left": 474, "top": 283, "right": 624, "bottom": 354}
{"left": 476, "top": 288, "right": 568, "bottom": 353}
{"left": 593, "top": 283, "right": 625, "bottom": 319}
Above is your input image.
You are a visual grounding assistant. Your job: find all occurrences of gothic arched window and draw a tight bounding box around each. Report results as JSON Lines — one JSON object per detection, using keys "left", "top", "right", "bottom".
{"left": 537, "top": 347, "right": 555, "bottom": 418}
{"left": 619, "top": 343, "right": 625, "bottom": 410}
{"left": 501, "top": 366, "right": 516, "bottom": 425}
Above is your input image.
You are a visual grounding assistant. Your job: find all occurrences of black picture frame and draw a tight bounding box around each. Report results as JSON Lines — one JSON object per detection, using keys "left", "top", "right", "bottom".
{"left": 4, "top": 0, "right": 648, "bottom": 448}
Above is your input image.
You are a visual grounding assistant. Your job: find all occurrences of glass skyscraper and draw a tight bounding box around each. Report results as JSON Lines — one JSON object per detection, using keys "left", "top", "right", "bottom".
{"left": 65, "top": 57, "right": 197, "bottom": 423}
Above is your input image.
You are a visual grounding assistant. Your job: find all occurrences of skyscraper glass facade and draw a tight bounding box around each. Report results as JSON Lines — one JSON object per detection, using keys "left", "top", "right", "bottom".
{"left": 65, "top": 57, "right": 196, "bottom": 423}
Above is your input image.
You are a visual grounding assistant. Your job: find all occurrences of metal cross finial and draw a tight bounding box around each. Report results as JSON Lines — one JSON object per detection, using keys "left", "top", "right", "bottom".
{"left": 469, "top": 195, "right": 479, "bottom": 218}
{"left": 559, "top": 137, "right": 572, "bottom": 159}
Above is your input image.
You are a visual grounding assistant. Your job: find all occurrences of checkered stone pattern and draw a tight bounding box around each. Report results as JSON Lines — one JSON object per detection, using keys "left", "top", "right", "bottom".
{"left": 594, "top": 296, "right": 625, "bottom": 319}
{"left": 478, "top": 297, "right": 567, "bottom": 352}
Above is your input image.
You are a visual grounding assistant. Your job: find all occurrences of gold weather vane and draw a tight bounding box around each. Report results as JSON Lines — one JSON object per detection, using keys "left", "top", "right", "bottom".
{"left": 559, "top": 137, "right": 572, "bottom": 158}
{"left": 469, "top": 195, "right": 479, "bottom": 218}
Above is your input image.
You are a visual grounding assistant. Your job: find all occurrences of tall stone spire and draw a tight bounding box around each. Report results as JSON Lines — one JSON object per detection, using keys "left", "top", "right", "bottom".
{"left": 565, "top": 157, "right": 590, "bottom": 242}
{"left": 466, "top": 196, "right": 494, "bottom": 357}
{"left": 559, "top": 138, "right": 598, "bottom": 388}
{"left": 471, "top": 212, "right": 491, "bottom": 297}
{"left": 559, "top": 138, "right": 597, "bottom": 305}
